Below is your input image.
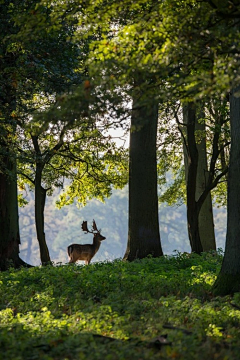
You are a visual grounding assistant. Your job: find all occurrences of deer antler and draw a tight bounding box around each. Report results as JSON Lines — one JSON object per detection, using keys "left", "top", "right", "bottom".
{"left": 92, "top": 219, "right": 99, "bottom": 233}
{"left": 81, "top": 221, "right": 90, "bottom": 233}
{"left": 82, "top": 220, "right": 101, "bottom": 234}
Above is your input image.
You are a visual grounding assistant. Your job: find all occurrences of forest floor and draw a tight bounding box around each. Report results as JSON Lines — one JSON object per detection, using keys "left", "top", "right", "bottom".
{"left": 0, "top": 251, "right": 240, "bottom": 360}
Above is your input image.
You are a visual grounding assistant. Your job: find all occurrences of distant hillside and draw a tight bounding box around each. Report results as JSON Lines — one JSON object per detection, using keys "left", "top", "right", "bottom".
{"left": 19, "top": 187, "right": 227, "bottom": 266}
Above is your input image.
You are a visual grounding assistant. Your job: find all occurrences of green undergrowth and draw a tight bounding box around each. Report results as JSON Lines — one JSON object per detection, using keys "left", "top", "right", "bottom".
{"left": 1, "top": 251, "right": 240, "bottom": 360}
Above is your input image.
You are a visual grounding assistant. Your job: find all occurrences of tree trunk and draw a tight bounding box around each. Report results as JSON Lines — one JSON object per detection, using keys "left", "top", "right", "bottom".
{"left": 0, "top": 152, "right": 29, "bottom": 270}
{"left": 183, "top": 105, "right": 216, "bottom": 251}
{"left": 195, "top": 108, "right": 216, "bottom": 251}
{"left": 183, "top": 103, "right": 203, "bottom": 254}
{"left": 213, "top": 87, "right": 240, "bottom": 295}
{"left": 26, "top": 227, "right": 33, "bottom": 265}
{"left": 0, "top": 57, "right": 30, "bottom": 270}
{"left": 35, "top": 164, "right": 51, "bottom": 265}
{"left": 124, "top": 85, "right": 163, "bottom": 261}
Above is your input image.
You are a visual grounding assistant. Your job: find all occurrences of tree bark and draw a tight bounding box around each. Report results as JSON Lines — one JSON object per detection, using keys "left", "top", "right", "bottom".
{"left": 0, "top": 48, "right": 30, "bottom": 270}
{"left": 183, "top": 103, "right": 203, "bottom": 254}
{"left": 0, "top": 152, "right": 30, "bottom": 270}
{"left": 213, "top": 87, "right": 240, "bottom": 295}
{"left": 124, "top": 83, "right": 163, "bottom": 261}
{"left": 35, "top": 164, "right": 51, "bottom": 265}
{"left": 183, "top": 105, "right": 216, "bottom": 251}
{"left": 26, "top": 227, "right": 33, "bottom": 265}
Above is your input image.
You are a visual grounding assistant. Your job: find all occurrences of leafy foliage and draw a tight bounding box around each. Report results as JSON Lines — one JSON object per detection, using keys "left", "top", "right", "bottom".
{"left": 1, "top": 252, "right": 240, "bottom": 359}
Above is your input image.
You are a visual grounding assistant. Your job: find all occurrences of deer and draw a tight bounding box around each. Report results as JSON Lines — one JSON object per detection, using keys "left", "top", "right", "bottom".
{"left": 67, "top": 220, "right": 106, "bottom": 265}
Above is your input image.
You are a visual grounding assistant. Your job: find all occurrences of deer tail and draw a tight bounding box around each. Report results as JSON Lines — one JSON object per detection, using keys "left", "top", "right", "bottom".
{"left": 67, "top": 245, "right": 74, "bottom": 257}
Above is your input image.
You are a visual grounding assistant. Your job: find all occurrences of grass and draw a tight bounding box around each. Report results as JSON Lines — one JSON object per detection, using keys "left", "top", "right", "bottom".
{"left": 1, "top": 251, "right": 240, "bottom": 360}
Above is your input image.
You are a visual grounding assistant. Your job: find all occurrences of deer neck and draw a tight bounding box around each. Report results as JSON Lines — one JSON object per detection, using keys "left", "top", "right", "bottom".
{"left": 93, "top": 237, "right": 101, "bottom": 254}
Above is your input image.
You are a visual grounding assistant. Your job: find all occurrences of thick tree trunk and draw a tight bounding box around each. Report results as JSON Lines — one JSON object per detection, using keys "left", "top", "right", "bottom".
{"left": 35, "top": 164, "right": 51, "bottom": 265}
{"left": 0, "top": 65, "right": 30, "bottom": 270}
{"left": 213, "top": 87, "right": 240, "bottom": 295}
{"left": 0, "top": 152, "right": 29, "bottom": 270}
{"left": 183, "top": 105, "right": 216, "bottom": 251}
{"left": 124, "top": 86, "right": 163, "bottom": 261}
{"left": 183, "top": 103, "right": 203, "bottom": 254}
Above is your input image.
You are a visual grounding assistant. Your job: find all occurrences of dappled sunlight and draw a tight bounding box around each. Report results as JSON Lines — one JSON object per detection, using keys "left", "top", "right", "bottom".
{"left": 1, "top": 253, "right": 240, "bottom": 359}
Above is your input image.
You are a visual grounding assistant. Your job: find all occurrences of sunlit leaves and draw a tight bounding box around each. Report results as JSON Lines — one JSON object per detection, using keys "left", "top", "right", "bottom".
{"left": 55, "top": 143, "right": 128, "bottom": 208}
{"left": 3, "top": 253, "right": 240, "bottom": 359}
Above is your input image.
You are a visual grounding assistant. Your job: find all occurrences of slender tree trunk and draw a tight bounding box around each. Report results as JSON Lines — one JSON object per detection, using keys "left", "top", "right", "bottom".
{"left": 35, "top": 164, "right": 51, "bottom": 265}
{"left": 26, "top": 227, "right": 33, "bottom": 265}
{"left": 183, "top": 103, "right": 203, "bottom": 254}
{"left": 195, "top": 124, "right": 216, "bottom": 251}
{"left": 213, "top": 87, "right": 240, "bottom": 295}
{"left": 183, "top": 105, "right": 216, "bottom": 251}
{"left": 124, "top": 84, "right": 163, "bottom": 261}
